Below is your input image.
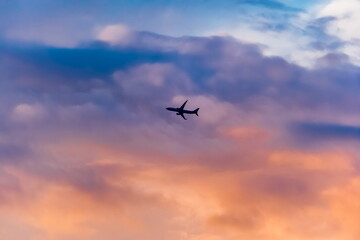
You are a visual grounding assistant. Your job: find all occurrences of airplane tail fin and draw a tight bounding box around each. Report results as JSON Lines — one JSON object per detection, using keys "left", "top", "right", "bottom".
{"left": 194, "top": 108, "right": 199, "bottom": 116}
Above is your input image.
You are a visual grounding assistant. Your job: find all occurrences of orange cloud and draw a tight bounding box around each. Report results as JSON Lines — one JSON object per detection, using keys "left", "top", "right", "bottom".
{"left": 221, "top": 126, "right": 271, "bottom": 142}
{"left": 0, "top": 131, "right": 358, "bottom": 240}
{"left": 323, "top": 177, "right": 360, "bottom": 240}
{"left": 268, "top": 150, "right": 354, "bottom": 171}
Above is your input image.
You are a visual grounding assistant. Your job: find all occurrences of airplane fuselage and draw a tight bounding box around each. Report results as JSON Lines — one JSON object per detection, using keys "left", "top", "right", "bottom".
{"left": 166, "top": 107, "right": 197, "bottom": 115}
{"left": 166, "top": 100, "right": 199, "bottom": 120}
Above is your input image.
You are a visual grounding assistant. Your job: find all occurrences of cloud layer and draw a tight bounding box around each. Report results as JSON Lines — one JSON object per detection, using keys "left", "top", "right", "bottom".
{"left": 0, "top": 25, "right": 359, "bottom": 240}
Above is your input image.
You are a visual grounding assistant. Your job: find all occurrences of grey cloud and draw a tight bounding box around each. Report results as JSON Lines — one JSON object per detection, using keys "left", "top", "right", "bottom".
{"left": 1, "top": 32, "right": 360, "bottom": 124}
{"left": 292, "top": 122, "right": 360, "bottom": 141}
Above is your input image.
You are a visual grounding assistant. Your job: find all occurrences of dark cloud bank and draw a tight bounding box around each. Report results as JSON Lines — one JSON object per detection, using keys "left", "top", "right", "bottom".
{"left": 1, "top": 30, "right": 359, "bottom": 121}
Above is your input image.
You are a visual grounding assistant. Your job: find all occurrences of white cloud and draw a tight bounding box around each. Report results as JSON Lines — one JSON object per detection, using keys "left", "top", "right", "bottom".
{"left": 316, "top": 0, "right": 360, "bottom": 65}
{"left": 319, "top": 0, "right": 360, "bottom": 41}
{"left": 11, "top": 103, "right": 45, "bottom": 123}
{"left": 96, "top": 24, "right": 134, "bottom": 46}
{"left": 205, "top": 14, "right": 327, "bottom": 67}
{"left": 203, "top": 0, "right": 360, "bottom": 67}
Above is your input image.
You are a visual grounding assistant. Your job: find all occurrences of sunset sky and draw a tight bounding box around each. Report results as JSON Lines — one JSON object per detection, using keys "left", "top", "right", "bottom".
{"left": 0, "top": 0, "right": 360, "bottom": 239}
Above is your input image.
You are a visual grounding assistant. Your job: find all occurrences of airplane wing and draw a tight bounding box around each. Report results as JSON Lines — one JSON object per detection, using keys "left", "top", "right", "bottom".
{"left": 179, "top": 100, "right": 188, "bottom": 110}
{"left": 179, "top": 112, "right": 187, "bottom": 120}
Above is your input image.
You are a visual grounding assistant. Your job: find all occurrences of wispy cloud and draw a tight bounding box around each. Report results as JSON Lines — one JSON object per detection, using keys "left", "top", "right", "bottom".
{"left": 292, "top": 122, "right": 360, "bottom": 140}
{"left": 239, "top": 0, "right": 302, "bottom": 11}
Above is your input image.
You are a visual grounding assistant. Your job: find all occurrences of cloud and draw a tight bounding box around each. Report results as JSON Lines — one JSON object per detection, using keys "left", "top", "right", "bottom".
{"left": 306, "top": 16, "right": 344, "bottom": 51}
{"left": 239, "top": 0, "right": 302, "bottom": 11}
{"left": 203, "top": 0, "right": 359, "bottom": 67}
{"left": 323, "top": 177, "right": 360, "bottom": 239}
{"left": 0, "top": 29, "right": 358, "bottom": 240}
{"left": 97, "top": 24, "right": 134, "bottom": 46}
{"left": 0, "top": 0, "right": 360, "bottom": 239}
{"left": 318, "top": 0, "right": 360, "bottom": 41}
{"left": 292, "top": 122, "right": 360, "bottom": 141}
{"left": 11, "top": 103, "right": 45, "bottom": 123}
{"left": 316, "top": 0, "right": 360, "bottom": 64}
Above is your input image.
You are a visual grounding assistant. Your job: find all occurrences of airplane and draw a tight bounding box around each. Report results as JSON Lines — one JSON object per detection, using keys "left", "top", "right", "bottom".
{"left": 166, "top": 100, "right": 199, "bottom": 120}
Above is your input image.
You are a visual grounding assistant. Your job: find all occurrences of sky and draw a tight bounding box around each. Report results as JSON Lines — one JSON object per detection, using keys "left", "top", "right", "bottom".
{"left": 0, "top": 0, "right": 360, "bottom": 239}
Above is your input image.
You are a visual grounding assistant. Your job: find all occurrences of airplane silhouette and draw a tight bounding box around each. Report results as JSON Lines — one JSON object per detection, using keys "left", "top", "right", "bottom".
{"left": 166, "top": 100, "right": 199, "bottom": 120}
